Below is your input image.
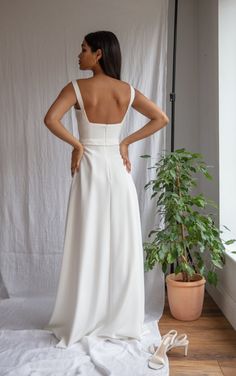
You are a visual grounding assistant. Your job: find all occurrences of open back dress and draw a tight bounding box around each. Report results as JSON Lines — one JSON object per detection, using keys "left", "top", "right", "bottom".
{"left": 43, "top": 79, "right": 146, "bottom": 348}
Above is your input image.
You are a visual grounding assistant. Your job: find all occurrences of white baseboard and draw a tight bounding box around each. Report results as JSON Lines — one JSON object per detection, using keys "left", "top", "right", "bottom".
{"left": 206, "top": 280, "right": 236, "bottom": 330}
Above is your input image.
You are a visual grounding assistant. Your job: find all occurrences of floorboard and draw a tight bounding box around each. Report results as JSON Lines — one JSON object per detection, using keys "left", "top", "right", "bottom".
{"left": 158, "top": 287, "right": 236, "bottom": 376}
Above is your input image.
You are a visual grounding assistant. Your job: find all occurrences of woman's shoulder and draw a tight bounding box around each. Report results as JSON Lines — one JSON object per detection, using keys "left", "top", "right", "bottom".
{"left": 74, "top": 77, "right": 133, "bottom": 89}
{"left": 72, "top": 77, "right": 135, "bottom": 105}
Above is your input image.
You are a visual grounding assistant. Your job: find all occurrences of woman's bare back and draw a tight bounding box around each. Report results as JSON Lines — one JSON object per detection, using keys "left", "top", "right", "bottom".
{"left": 74, "top": 77, "right": 132, "bottom": 125}
{"left": 44, "top": 75, "right": 169, "bottom": 154}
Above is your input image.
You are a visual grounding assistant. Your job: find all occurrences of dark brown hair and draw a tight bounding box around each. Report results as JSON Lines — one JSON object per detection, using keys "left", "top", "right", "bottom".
{"left": 84, "top": 30, "right": 121, "bottom": 80}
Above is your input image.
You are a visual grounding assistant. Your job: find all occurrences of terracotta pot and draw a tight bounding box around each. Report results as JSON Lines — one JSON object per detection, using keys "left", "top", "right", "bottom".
{"left": 166, "top": 272, "right": 206, "bottom": 321}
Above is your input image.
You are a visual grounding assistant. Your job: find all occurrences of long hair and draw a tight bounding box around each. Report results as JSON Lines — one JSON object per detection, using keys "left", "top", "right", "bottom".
{"left": 84, "top": 31, "right": 121, "bottom": 80}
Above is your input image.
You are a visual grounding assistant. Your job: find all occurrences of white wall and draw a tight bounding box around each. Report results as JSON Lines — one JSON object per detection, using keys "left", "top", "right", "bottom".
{"left": 166, "top": 0, "right": 236, "bottom": 329}
{"left": 218, "top": 0, "right": 236, "bottom": 255}
{"left": 213, "top": 0, "right": 236, "bottom": 329}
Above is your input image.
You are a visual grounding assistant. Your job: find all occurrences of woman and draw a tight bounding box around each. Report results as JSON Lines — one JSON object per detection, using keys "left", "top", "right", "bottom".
{"left": 43, "top": 30, "right": 169, "bottom": 348}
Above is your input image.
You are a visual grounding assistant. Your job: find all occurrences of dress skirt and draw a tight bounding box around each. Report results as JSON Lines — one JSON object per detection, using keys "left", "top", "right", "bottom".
{"left": 43, "top": 143, "right": 145, "bottom": 348}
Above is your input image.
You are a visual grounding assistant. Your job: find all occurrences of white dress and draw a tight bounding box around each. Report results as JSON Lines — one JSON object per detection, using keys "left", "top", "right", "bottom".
{"left": 43, "top": 79, "right": 146, "bottom": 348}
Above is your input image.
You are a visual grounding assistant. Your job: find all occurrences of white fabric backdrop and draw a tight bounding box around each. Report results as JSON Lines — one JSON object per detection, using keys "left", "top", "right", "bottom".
{"left": 0, "top": 0, "right": 169, "bottom": 374}
{"left": 0, "top": 0, "right": 168, "bottom": 319}
{"left": 0, "top": 0, "right": 168, "bottom": 369}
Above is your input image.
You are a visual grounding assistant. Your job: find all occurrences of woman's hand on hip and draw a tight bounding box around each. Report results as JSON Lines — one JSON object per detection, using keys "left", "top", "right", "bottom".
{"left": 71, "top": 145, "right": 84, "bottom": 177}
{"left": 119, "top": 141, "right": 131, "bottom": 173}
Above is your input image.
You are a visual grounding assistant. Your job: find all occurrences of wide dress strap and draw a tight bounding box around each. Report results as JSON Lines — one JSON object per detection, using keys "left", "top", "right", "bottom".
{"left": 71, "top": 80, "right": 84, "bottom": 111}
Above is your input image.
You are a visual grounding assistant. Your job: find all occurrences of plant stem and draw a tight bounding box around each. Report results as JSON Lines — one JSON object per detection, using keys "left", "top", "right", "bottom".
{"left": 176, "top": 165, "right": 189, "bottom": 282}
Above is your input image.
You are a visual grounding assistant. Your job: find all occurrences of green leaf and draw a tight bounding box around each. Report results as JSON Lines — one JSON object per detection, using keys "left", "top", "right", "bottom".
{"left": 144, "top": 260, "right": 151, "bottom": 272}
{"left": 199, "top": 265, "right": 205, "bottom": 275}
{"left": 140, "top": 154, "right": 151, "bottom": 158}
{"left": 225, "top": 239, "right": 236, "bottom": 245}
{"left": 169, "top": 170, "right": 176, "bottom": 179}
{"left": 207, "top": 271, "right": 218, "bottom": 286}
{"left": 162, "top": 263, "right": 167, "bottom": 273}
{"left": 211, "top": 258, "right": 224, "bottom": 268}
{"left": 175, "top": 265, "right": 182, "bottom": 274}
{"left": 147, "top": 230, "right": 158, "bottom": 238}
{"left": 151, "top": 192, "right": 158, "bottom": 199}
{"left": 175, "top": 213, "right": 182, "bottom": 223}
{"left": 203, "top": 171, "right": 213, "bottom": 180}
{"left": 167, "top": 251, "right": 178, "bottom": 263}
{"left": 185, "top": 264, "right": 195, "bottom": 276}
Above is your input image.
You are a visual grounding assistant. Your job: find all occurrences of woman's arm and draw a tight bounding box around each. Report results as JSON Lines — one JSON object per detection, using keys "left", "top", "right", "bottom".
{"left": 44, "top": 82, "right": 82, "bottom": 150}
{"left": 121, "top": 88, "right": 169, "bottom": 145}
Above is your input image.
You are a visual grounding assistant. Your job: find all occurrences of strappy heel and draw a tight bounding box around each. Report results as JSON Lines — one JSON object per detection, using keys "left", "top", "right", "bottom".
{"left": 148, "top": 330, "right": 177, "bottom": 370}
{"left": 149, "top": 331, "right": 189, "bottom": 357}
{"left": 169, "top": 333, "right": 189, "bottom": 356}
{"left": 148, "top": 329, "right": 177, "bottom": 354}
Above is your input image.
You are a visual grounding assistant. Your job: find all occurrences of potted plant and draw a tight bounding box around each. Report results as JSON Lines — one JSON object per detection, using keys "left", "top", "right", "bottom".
{"left": 141, "top": 148, "right": 235, "bottom": 321}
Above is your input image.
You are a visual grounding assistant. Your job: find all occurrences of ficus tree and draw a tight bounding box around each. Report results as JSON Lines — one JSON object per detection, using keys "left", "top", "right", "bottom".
{"left": 141, "top": 148, "right": 235, "bottom": 286}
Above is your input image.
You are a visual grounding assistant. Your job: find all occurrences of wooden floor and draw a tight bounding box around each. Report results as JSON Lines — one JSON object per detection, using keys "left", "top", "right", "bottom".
{"left": 158, "top": 287, "right": 236, "bottom": 376}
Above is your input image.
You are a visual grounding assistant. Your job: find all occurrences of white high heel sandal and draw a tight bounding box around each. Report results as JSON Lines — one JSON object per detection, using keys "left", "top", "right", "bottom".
{"left": 148, "top": 329, "right": 177, "bottom": 354}
{"left": 149, "top": 332, "right": 189, "bottom": 357}
{"left": 148, "top": 330, "right": 177, "bottom": 370}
